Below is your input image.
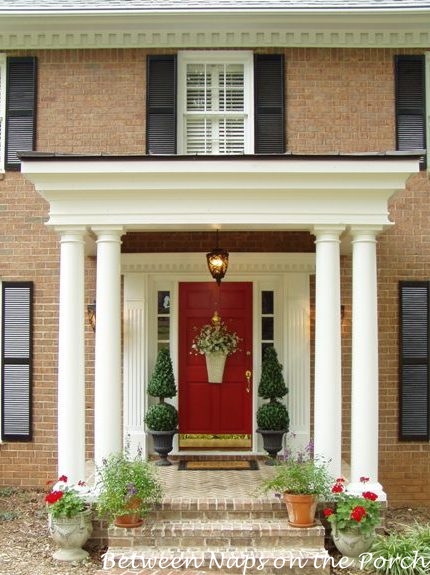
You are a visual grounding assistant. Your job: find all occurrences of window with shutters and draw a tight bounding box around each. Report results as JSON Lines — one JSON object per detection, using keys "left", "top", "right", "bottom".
{"left": 0, "top": 55, "right": 36, "bottom": 172}
{"left": 147, "top": 52, "right": 285, "bottom": 156}
{"left": 395, "top": 55, "right": 427, "bottom": 167}
{"left": 399, "top": 281, "right": 430, "bottom": 441}
{"left": 1, "top": 281, "right": 33, "bottom": 441}
{"left": 178, "top": 51, "right": 253, "bottom": 155}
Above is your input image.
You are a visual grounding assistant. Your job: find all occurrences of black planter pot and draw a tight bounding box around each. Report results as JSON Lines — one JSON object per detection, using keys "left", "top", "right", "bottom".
{"left": 257, "top": 428, "right": 287, "bottom": 465}
{"left": 149, "top": 429, "right": 177, "bottom": 466}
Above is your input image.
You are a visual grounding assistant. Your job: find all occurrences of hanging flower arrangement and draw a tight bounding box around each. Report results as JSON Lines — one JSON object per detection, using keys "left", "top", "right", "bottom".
{"left": 191, "top": 314, "right": 240, "bottom": 357}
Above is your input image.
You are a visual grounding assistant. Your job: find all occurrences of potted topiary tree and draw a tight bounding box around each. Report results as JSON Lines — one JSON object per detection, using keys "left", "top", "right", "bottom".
{"left": 256, "top": 346, "right": 289, "bottom": 464}
{"left": 144, "top": 348, "right": 178, "bottom": 466}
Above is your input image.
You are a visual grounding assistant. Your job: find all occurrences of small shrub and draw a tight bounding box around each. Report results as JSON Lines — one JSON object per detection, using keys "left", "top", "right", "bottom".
{"left": 145, "top": 402, "right": 178, "bottom": 431}
{"left": 256, "top": 400, "right": 289, "bottom": 431}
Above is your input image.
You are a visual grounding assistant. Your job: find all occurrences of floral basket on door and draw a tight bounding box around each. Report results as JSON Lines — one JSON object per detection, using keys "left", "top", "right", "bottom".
{"left": 191, "top": 312, "right": 240, "bottom": 383}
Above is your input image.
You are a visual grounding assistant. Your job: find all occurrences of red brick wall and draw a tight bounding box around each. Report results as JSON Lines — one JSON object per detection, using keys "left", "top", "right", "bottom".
{"left": 0, "top": 47, "right": 428, "bottom": 505}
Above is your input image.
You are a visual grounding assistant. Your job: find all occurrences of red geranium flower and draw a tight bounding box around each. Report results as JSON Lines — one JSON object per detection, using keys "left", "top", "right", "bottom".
{"left": 362, "top": 491, "right": 378, "bottom": 501}
{"left": 45, "top": 490, "right": 64, "bottom": 505}
{"left": 331, "top": 483, "right": 344, "bottom": 493}
{"left": 359, "top": 476, "right": 370, "bottom": 484}
{"left": 323, "top": 508, "right": 334, "bottom": 517}
{"left": 350, "top": 505, "right": 367, "bottom": 522}
{"left": 58, "top": 475, "right": 68, "bottom": 483}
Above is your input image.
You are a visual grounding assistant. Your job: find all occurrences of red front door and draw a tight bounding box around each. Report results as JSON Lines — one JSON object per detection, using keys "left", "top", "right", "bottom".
{"left": 178, "top": 282, "right": 253, "bottom": 436}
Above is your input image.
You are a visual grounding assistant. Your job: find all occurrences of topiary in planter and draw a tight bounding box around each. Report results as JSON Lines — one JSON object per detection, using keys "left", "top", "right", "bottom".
{"left": 145, "top": 402, "right": 178, "bottom": 431}
{"left": 256, "top": 400, "right": 289, "bottom": 431}
{"left": 144, "top": 348, "right": 178, "bottom": 465}
{"left": 147, "top": 348, "right": 177, "bottom": 400}
{"left": 256, "top": 346, "right": 289, "bottom": 464}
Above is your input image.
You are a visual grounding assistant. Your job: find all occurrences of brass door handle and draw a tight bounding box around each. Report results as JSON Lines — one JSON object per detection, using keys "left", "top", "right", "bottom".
{"left": 245, "top": 370, "right": 252, "bottom": 393}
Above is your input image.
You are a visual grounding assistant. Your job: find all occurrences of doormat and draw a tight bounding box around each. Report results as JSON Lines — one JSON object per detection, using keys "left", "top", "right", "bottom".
{"left": 178, "top": 459, "right": 259, "bottom": 471}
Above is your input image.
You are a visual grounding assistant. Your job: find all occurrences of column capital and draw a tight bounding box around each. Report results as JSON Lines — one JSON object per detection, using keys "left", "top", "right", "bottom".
{"left": 312, "top": 225, "right": 345, "bottom": 241}
{"left": 349, "top": 225, "right": 384, "bottom": 240}
{"left": 91, "top": 226, "right": 124, "bottom": 239}
{"left": 55, "top": 226, "right": 88, "bottom": 241}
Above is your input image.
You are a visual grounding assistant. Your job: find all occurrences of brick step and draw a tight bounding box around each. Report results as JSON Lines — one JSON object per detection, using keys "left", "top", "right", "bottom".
{"left": 151, "top": 496, "right": 288, "bottom": 520}
{"left": 108, "top": 518, "right": 325, "bottom": 550}
{"left": 101, "top": 546, "right": 331, "bottom": 574}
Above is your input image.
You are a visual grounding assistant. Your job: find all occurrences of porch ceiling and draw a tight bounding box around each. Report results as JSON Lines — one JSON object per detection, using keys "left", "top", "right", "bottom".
{"left": 20, "top": 153, "right": 420, "bottom": 233}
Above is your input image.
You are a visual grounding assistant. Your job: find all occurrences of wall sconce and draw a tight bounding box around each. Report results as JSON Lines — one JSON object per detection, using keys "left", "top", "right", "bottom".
{"left": 87, "top": 301, "right": 96, "bottom": 332}
{"left": 206, "top": 230, "right": 229, "bottom": 285}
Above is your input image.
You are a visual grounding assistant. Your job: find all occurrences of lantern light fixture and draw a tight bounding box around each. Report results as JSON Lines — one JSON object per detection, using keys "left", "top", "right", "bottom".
{"left": 206, "top": 230, "right": 229, "bottom": 285}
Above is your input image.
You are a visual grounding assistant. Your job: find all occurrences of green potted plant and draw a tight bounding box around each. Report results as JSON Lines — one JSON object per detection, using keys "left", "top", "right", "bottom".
{"left": 323, "top": 476, "right": 381, "bottom": 564}
{"left": 259, "top": 437, "right": 333, "bottom": 527}
{"left": 256, "top": 346, "right": 289, "bottom": 463}
{"left": 96, "top": 447, "right": 163, "bottom": 528}
{"left": 144, "top": 347, "right": 178, "bottom": 465}
{"left": 45, "top": 475, "right": 93, "bottom": 561}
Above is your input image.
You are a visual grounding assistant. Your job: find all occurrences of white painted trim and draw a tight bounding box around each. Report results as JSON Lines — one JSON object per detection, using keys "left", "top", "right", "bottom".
{"left": 21, "top": 156, "right": 420, "bottom": 230}
{"left": 2, "top": 13, "right": 430, "bottom": 49}
{"left": 177, "top": 50, "right": 254, "bottom": 155}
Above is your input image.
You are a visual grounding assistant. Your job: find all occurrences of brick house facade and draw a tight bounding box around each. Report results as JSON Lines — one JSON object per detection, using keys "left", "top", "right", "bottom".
{"left": 0, "top": 1, "right": 429, "bottom": 505}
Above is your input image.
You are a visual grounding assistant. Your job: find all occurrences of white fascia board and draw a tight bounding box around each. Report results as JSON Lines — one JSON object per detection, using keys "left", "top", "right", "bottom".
{"left": 21, "top": 156, "right": 420, "bottom": 231}
{"left": 2, "top": 12, "right": 430, "bottom": 49}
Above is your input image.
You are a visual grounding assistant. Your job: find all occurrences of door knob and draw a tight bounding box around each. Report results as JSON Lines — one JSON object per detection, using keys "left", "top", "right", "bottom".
{"left": 245, "top": 370, "right": 252, "bottom": 393}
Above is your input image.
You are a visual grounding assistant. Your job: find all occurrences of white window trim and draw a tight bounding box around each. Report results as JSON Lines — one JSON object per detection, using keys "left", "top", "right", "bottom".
{"left": 0, "top": 54, "right": 6, "bottom": 173}
{"left": 177, "top": 50, "right": 254, "bottom": 155}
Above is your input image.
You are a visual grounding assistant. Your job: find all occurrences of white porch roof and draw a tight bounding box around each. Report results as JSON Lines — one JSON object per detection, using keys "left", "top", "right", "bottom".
{"left": 20, "top": 153, "right": 420, "bottom": 233}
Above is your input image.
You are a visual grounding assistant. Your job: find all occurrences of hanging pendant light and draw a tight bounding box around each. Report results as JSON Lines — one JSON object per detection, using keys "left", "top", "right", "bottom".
{"left": 206, "top": 230, "right": 229, "bottom": 285}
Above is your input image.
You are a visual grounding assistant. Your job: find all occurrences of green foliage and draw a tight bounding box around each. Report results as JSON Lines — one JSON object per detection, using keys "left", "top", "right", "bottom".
{"left": 96, "top": 449, "right": 163, "bottom": 523}
{"left": 257, "top": 347, "right": 289, "bottom": 431}
{"left": 256, "top": 400, "right": 289, "bottom": 431}
{"left": 147, "top": 348, "right": 177, "bottom": 400}
{"left": 0, "top": 487, "right": 15, "bottom": 497}
{"left": 369, "top": 524, "right": 430, "bottom": 575}
{"left": 44, "top": 476, "right": 89, "bottom": 519}
{"left": 324, "top": 483, "right": 381, "bottom": 536}
{"left": 145, "top": 402, "right": 178, "bottom": 431}
{"left": 258, "top": 439, "right": 333, "bottom": 497}
{"left": 258, "top": 347, "right": 288, "bottom": 400}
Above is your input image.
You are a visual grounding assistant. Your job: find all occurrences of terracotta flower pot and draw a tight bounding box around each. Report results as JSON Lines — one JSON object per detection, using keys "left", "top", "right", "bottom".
{"left": 283, "top": 493, "right": 318, "bottom": 527}
{"left": 114, "top": 496, "right": 144, "bottom": 528}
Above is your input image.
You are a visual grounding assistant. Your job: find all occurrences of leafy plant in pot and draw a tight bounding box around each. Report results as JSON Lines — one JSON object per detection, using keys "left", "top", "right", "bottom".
{"left": 144, "top": 347, "right": 178, "bottom": 466}
{"left": 258, "top": 436, "right": 333, "bottom": 527}
{"left": 96, "top": 446, "right": 163, "bottom": 528}
{"left": 256, "top": 346, "right": 289, "bottom": 464}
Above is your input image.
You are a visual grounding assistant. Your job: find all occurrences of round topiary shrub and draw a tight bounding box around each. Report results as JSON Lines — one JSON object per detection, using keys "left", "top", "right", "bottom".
{"left": 256, "top": 400, "right": 289, "bottom": 431}
{"left": 145, "top": 402, "right": 178, "bottom": 431}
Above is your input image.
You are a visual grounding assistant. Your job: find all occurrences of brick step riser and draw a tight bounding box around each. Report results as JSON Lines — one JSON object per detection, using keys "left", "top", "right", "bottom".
{"left": 152, "top": 510, "right": 289, "bottom": 520}
{"left": 109, "top": 534, "right": 324, "bottom": 549}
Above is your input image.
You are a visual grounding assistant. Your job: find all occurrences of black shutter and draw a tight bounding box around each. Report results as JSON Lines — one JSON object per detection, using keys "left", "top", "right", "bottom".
{"left": 254, "top": 54, "right": 285, "bottom": 154}
{"left": 399, "top": 281, "right": 430, "bottom": 441}
{"left": 146, "top": 55, "right": 177, "bottom": 155}
{"left": 395, "top": 56, "right": 426, "bottom": 152}
{"left": 6, "top": 57, "right": 37, "bottom": 171}
{"left": 1, "top": 282, "right": 33, "bottom": 441}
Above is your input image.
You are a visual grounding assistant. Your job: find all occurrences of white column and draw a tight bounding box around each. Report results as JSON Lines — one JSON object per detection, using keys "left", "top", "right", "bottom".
{"left": 313, "top": 226, "right": 344, "bottom": 478}
{"left": 57, "top": 228, "right": 86, "bottom": 483}
{"left": 93, "top": 227, "right": 124, "bottom": 468}
{"left": 349, "top": 227, "right": 385, "bottom": 499}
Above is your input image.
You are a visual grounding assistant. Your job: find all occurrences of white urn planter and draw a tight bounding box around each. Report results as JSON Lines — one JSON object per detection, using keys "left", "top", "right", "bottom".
{"left": 332, "top": 526, "right": 376, "bottom": 566}
{"left": 48, "top": 509, "right": 93, "bottom": 561}
{"left": 205, "top": 351, "right": 227, "bottom": 383}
